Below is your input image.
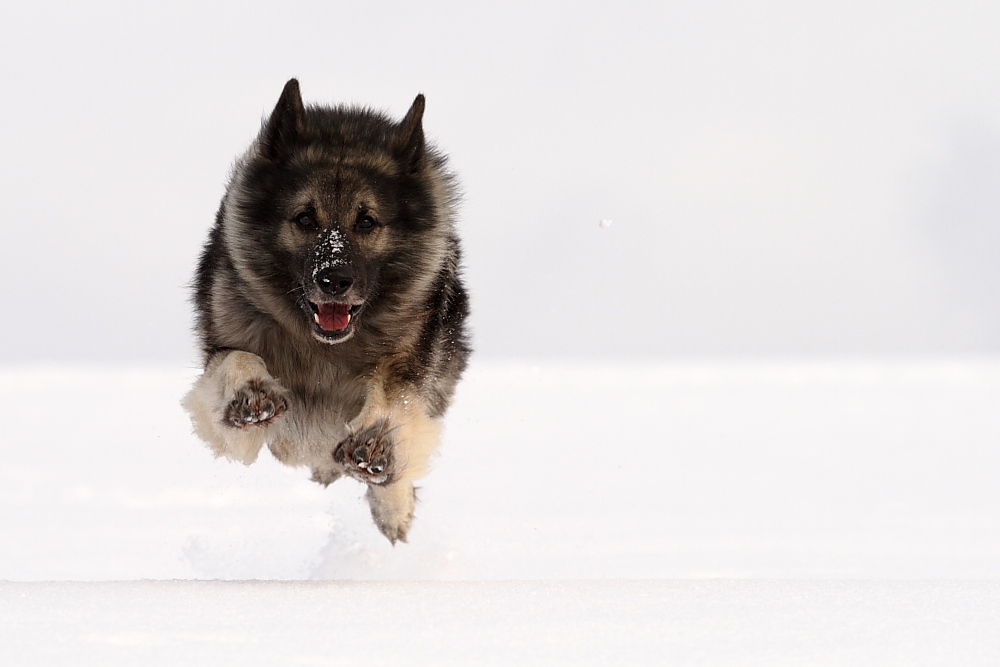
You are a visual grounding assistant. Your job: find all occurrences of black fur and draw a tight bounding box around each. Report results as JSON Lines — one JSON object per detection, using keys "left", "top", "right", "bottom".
{"left": 193, "top": 81, "right": 470, "bottom": 384}
{"left": 186, "top": 79, "right": 470, "bottom": 541}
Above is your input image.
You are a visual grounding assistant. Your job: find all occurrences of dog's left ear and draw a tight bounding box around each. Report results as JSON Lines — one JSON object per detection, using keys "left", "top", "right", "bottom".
{"left": 394, "top": 94, "right": 426, "bottom": 171}
{"left": 261, "top": 78, "right": 305, "bottom": 161}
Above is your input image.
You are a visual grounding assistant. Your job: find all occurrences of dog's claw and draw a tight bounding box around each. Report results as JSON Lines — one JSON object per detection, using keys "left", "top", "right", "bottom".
{"left": 334, "top": 419, "right": 395, "bottom": 485}
{"left": 223, "top": 379, "right": 288, "bottom": 429}
{"left": 353, "top": 444, "right": 369, "bottom": 465}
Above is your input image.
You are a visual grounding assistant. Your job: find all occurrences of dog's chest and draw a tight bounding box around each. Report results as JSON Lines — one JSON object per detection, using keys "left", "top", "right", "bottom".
{"left": 264, "top": 369, "right": 369, "bottom": 467}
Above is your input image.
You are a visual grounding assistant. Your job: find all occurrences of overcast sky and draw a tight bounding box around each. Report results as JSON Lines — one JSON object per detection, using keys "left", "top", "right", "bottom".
{"left": 1, "top": 0, "right": 999, "bottom": 362}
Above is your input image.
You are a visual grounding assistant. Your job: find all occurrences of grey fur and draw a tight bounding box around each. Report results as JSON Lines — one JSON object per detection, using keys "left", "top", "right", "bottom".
{"left": 182, "top": 79, "right": 470, "bottom": 544}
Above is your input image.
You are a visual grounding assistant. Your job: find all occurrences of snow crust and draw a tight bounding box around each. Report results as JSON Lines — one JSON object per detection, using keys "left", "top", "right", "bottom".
{"left": 2, "top": 580, "right": 999, "bottom": 666}
{"left": 2, "top": 360, "right": 1000, "bottom": 663}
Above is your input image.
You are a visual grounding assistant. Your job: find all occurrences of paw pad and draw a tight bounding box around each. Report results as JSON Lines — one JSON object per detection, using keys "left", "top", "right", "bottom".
{"left": 223, "top": 379, "right": 288, "bottom": 429}
{"left": 334, "top": 420, "right": 395, "bottom": 485}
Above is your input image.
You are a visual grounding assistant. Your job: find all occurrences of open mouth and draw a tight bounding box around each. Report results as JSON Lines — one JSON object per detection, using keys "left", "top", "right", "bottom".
{"left": 309, "top": 301, "right": 363, "bottom": 339}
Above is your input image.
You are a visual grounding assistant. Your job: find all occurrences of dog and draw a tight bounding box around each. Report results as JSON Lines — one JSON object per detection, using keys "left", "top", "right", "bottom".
{"left": 182, "top": 79, "right": 470, "bottom": 544}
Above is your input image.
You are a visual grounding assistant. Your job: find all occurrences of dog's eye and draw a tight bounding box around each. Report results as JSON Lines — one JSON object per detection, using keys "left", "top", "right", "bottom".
{"left": 356, "top": 215, "right": 377, "bottom": 231}
{"left": 294, "top": 211, "right": 318, "bottom": 230}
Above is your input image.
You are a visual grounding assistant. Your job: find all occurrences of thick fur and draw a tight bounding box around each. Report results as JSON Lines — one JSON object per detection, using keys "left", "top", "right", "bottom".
{"left": 182, "top": 80, "right": 470, "bottom": 544}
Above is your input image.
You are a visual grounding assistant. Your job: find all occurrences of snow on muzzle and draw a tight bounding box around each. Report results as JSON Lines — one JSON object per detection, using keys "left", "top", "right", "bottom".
{"left": 308, "top": 227, "right": 361, "bottom": 333}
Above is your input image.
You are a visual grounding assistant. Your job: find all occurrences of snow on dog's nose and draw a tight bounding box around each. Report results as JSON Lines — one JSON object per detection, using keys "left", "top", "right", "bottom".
{"left": 316, "top": 266, "right": 354, "bottom": 297}
{"left": 307, "top": 226, "right": 362, "bottom": 337}
{"left": 311, "top": 226, "right": 349, "bottom": 281}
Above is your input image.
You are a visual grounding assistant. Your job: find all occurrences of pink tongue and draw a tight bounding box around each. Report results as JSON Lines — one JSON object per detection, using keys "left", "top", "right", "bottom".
{"left": 318, "top": 303, "right": 351, "bottom": 331}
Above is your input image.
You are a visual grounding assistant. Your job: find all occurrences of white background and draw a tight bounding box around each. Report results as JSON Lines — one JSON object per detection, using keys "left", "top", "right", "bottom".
{"left": 1, "top": 0, "right": 999, "bottom": 362}
{"left": 2, "top": 3, "right": 1000, "bottom": 663}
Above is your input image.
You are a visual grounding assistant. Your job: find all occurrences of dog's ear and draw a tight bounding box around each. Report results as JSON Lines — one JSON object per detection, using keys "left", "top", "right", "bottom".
{"left": 394, "top": 94, "right": 426, "bottom": 171}
{"left": 260, "top": 79, "right": 305, "bottom": 161}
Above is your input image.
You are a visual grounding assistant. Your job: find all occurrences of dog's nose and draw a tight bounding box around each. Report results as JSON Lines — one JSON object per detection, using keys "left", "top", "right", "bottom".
{"left": 316, "top": 266, "right": 355, "bottom": 296}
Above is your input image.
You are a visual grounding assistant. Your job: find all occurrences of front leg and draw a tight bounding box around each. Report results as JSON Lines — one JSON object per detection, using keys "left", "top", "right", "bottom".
{"left": 333, "top": 398, "right": 442, "bottom": 544}
{"left": 182, "top": 350, "right": 290, "bottom": 464}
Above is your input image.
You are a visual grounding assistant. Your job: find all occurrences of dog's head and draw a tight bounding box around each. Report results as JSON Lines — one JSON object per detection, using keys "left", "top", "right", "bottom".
{"left": 223, "top": 79, "right": 456, "bottom": 345}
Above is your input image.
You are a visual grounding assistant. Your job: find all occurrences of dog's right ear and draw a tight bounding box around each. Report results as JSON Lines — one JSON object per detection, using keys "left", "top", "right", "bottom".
{"left": 394, "top": 94, "right": 426, "bottom": 172}
{"left": 260, "top": 79, "right": 305, "bottom": 161}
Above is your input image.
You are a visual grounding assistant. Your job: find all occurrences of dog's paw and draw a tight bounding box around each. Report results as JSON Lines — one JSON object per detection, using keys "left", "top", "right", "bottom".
{"left": 222, "top": 378, "right": 289, "bottom": 429}
{"left": 333, "top": 419, "right": 396, "bottom": 485}
{"left": 367, "top": 483, "right": 416, "bottom": 545}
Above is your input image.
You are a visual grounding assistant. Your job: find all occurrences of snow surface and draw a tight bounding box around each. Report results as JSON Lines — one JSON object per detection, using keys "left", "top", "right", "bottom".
{"left": 3, "top": 580, "right": 999, "bottom": 666}
{"left": 2, "top": 360, "right": 1000, "bottom": 664}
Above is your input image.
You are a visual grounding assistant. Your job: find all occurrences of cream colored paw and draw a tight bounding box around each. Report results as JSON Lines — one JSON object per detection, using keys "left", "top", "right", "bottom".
{"left": 366, "top": 482, "right": 416, "bottom": 544}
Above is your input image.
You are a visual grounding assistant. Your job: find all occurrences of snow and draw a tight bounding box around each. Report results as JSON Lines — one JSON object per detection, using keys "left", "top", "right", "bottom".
{"left": 3, "top": 580, "right": 999, "bottom": 666}
{"left": 2, "top": 359, "right": 1000, "bottom": 663}
{"left": 312, "top": 225, "right": 348, "bottom": 276}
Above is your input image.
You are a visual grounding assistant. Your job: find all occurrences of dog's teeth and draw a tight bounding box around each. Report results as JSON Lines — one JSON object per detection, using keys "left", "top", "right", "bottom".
{"left": 346, "top": 313, "right": 351, "bottom": 324}
{"left": 313, "top": 312, "right": 320, "bottom": 324}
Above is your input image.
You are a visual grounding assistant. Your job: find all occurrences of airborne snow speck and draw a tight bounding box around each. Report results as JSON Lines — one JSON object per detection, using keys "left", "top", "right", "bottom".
{"left": 599, "top": 219, "right": 612, "bottom": 228}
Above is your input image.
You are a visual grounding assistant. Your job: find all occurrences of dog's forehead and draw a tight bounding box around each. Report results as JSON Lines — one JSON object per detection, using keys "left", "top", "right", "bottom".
{"left": 298, "top": 142, "right": 400, "bottom": 176}
{"left": 294, "top": 162, "right": 396, "bottom": 210}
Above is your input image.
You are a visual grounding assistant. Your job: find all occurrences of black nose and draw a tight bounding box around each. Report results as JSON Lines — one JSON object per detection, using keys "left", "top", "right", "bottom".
{"left": 316, "top": 266, "right": 355, "bottom": 296}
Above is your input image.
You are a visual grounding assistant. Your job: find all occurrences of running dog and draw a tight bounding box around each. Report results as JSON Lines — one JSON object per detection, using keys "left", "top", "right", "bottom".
{"left": 183, "top": 79, "right": 470, "bottom": 543}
